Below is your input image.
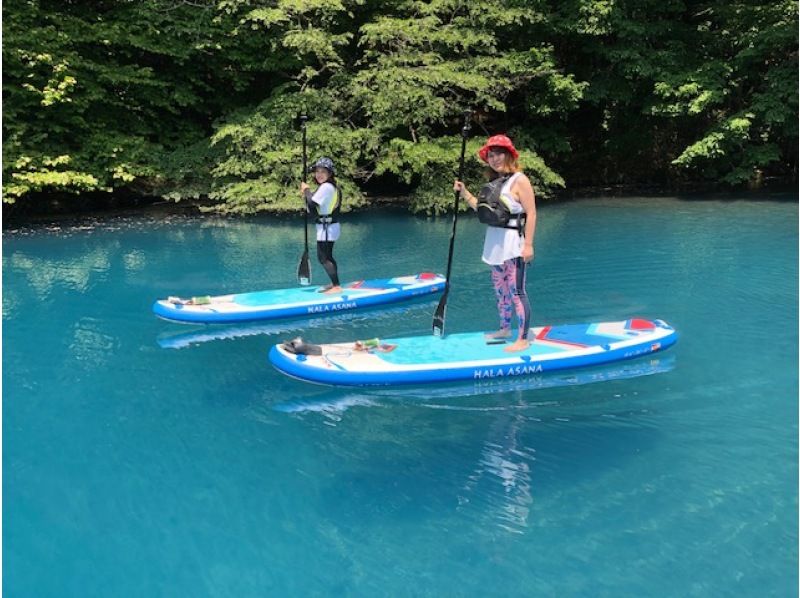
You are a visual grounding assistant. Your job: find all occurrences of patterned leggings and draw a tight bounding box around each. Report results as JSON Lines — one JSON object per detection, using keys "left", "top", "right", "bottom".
{"left": 490, "top": 256, "right": 531, "bottom": 340}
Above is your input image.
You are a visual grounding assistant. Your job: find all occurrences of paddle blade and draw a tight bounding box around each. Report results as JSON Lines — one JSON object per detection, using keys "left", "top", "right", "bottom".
{"left": 297, "top": 250, "right": 311, "bottom": 285}
{"left": 432, "top": 292, "right": 448, "bottom": 336}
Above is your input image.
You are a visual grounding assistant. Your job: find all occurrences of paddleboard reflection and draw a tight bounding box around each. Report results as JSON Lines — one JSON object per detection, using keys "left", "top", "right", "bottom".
{"left": 273, "top": 354, "right": 676, "bottom": 413}
{"left": 155, "top": 301, "right": 438, "bottom": 349}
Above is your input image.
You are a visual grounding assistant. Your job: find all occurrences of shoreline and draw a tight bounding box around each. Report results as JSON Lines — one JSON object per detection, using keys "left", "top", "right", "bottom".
{"left": 3, "top": 182, "right": 796, "bottom": 231}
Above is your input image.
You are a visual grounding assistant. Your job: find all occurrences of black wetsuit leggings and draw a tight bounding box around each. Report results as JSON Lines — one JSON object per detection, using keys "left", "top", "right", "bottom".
{"left": 316, "top": 241, "right": 340, "bottom": 286}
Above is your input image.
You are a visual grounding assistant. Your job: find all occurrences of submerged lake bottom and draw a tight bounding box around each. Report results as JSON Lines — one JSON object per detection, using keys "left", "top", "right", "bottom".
{"left": 4, "top": 196, "right": 798, "bottom": 596}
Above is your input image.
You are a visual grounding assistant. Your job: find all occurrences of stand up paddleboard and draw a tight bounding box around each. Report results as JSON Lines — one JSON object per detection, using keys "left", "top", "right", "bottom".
{"left": 269, "top": 318, "right": 678, "bottom": 386}
{"left": 153, "top": 273, "right": 445, "bottom": 324}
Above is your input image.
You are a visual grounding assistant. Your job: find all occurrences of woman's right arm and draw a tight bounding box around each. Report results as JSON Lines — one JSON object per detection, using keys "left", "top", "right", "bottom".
{"left": 303, "top": 190, "right": 314, "bottom": 208}
{"left": 454, "top": 181, "right": 477, "bottom": 210}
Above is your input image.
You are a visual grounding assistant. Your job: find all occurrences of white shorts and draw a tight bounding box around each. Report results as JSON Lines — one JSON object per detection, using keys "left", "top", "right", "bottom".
{"left": 315, "top": 222, "right": 340, "bottom": 242}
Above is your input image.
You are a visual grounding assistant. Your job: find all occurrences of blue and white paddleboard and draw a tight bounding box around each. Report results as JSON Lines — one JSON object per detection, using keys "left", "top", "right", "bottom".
{"left": 269, "top": 318, "right": 678, "bottom": 386}
{"left": 153, "top": 273, "right": 445, "bottom": 324}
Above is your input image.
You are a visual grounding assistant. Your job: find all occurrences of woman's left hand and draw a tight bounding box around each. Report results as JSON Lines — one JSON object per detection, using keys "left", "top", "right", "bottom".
{"left": 300, "top": 182, "right": 310, "bottom": 193}
{"left": 522, "top": 244, "right": 534, "bottom": 263}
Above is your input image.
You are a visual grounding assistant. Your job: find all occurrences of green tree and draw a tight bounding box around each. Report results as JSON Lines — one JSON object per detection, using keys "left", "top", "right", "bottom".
{"left": 3, "top": 0, "right": 254, "bottom": 204}
{"left": 547, "top": 0, "right": 798, "bottom": 186}
{"left": 207, "top": 0, "right": 373, "bottom": 214}
{"left": 211, "top": 0, "right": 577, "bottom": 214}
{"left": 661, "top": 1, "right": 798, "bottom": 184}
{"left": 3, "top": 0, "right": 795, "bottom": 215}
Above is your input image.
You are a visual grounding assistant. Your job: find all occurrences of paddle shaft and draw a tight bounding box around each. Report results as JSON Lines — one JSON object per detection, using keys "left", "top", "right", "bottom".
{"left": 302, "top": 115, "right": 309, "bottom": 249}
{"left": 433, "top": 111, "right": 471, "bottom": 336}
{"left": 297, "top": 115, "right": 311, "bottom": 284}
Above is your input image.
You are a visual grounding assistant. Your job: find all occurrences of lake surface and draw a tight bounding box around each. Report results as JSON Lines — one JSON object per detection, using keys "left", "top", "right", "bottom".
{"left": 4, "top": 196, "right": 798, "bottom": 596}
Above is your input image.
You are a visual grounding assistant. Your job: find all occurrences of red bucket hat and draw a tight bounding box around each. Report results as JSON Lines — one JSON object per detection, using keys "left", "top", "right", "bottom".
{"left": 478, "top": 134, "right": 519, "bottom": 163}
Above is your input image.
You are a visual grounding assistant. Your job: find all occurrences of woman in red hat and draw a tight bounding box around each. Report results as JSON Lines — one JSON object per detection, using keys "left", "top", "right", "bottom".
{"left": 453, "top": 134, "right": 537, "bottom": 352}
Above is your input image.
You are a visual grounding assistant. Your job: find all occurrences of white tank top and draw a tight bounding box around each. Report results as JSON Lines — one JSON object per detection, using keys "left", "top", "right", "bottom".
{"left": 481, "top": 173, "right": 524, "bottom": 265}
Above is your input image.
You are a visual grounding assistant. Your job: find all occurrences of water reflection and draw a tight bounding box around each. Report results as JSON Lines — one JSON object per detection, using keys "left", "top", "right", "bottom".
{"left": 273, "top": 355, "right": 675, "bottom": 413}
{"left": 5, "top": 248, "right": 113, "bottom": 299}
{"left": 297, "top": 357, "right": 671, "bottom": 537}
{"left": 2, "top": 293, "right": 22, "bottom": 320}
{"left": 70, "top": 317, "right": 119, "bottom": 369}
{"left": 122, "top": 249, "right": 147, "bottom": 271}
{"left": 155, "top": 301, "right": 438, "bottom": 349}
{"left": 272, "top": 357, "right": 674, "bottom": 534}
{"left": 459, "top": 410, "right": 534, "bottom": 534}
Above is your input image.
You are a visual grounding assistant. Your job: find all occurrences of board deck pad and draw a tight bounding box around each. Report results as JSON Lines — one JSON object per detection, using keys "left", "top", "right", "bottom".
{"left": 152, "top": 273, "right": 445, "bottom": 324}
{"left": 269, "top": 318, "right": 678, "bottom": 386}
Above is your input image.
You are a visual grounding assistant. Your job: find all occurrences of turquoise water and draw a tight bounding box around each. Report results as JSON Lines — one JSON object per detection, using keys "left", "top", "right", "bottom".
{"left": 4, "top": 196, "right": 797, "bottom": 597}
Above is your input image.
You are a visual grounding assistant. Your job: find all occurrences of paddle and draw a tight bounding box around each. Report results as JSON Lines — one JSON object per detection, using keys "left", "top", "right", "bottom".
{"left": 297, "top": 114, "right": 311, "bottom": 285}
{"left": 432, "top": 110, "right": 472, "bottom": 337}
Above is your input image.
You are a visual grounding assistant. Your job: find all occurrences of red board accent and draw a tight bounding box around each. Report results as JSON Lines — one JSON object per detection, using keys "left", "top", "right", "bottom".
{"left": 628, "top": 318, "right": 655, "bottom": 330}
{"left": 534, "top": 326, "right": 588, "bottom": 347}
{"left": 417, "top": 272, "right": 438, "bottom": 280}
{"left": 348, "top": 280, "right": 365, "bottom": 289}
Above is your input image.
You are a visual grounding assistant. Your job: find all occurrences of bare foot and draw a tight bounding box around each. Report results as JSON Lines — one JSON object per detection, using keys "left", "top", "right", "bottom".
{"left": 322, "top": 285, "right": 343, "bottom": 294}
{"left": 504, "top": 339, "right": 530, "bottom": 353}
{"left": 484, "top": 329, "right": 512, "bottom": 340}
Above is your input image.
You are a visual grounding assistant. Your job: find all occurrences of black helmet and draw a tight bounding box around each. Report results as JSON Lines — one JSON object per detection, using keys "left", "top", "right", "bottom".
{"left": 309, "top": 156, "right": 335, "bottom": 174}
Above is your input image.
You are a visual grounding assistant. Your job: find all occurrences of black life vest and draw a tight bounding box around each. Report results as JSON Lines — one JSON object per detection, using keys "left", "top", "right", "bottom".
{"left": 476, "top": 174, "right": 524, "bottom": 232}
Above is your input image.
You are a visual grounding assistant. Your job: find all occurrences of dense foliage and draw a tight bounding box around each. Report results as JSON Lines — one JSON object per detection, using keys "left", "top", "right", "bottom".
{"left": 3, "top": 0, "right": 797, "bottom": 215}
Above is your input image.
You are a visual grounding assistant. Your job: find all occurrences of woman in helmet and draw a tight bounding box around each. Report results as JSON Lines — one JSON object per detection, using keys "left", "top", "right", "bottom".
{"left": 300, "top": 157, "right": 343, "bottom": 293}
{"left": 453, "top": 135, "right": 537, "bottom": 352}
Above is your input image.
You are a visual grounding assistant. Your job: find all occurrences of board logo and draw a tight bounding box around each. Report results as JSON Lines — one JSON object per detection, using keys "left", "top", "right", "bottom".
{"left": 473, "top": 364, "right": 543, "bottom": 379}
{"left": 307, "top": 301, "right": 357, "bottom": 314}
